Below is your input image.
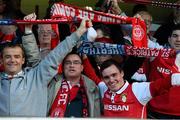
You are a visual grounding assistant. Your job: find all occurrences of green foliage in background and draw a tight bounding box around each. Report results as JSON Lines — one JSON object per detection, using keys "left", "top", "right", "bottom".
{"left": 21, "top": 0, "right": 96, "bottom": 18}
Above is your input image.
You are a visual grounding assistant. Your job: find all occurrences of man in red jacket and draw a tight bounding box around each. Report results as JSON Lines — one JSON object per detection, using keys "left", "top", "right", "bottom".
{"left": 147, "top": 24, "right": 180, "bottom": 118}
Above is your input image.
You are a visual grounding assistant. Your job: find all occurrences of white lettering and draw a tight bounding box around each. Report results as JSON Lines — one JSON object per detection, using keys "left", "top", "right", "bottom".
{"left": 58, "top": 94, "right": 68, "bottom": 105}
{"left": 157, "top": 67, "right": 171, "bottom": 74}
{"left": 104, "top": 104, "right": 129, "bottom": 111}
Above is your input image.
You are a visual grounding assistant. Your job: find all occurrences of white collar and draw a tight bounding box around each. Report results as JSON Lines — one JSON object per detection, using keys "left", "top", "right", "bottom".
{"left": 115, "top": 81, "right": 129, "bottom": 94}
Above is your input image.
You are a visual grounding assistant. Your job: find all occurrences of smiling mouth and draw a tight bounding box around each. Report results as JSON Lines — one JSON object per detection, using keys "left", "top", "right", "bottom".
{"left": 69, "top": 69, "right": 76, "bottom": 72}
{"left": 109, "top": 83, "right": 116, "bottom": 87}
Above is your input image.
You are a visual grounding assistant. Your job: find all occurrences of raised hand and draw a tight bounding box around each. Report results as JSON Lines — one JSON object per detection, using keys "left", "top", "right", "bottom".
{"left": 24, "top": 13, "right": 37, "bottom": 34}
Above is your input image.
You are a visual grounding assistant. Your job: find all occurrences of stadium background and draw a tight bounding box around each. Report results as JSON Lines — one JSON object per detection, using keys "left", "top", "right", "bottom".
{"left": 21, "top": 0, "right": 178, "bottom": 24}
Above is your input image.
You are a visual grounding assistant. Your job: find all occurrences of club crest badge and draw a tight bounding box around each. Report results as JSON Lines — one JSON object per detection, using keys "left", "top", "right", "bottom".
{"left": 132, "top": 25, "right": 145, "bottom": 41}
{"left": 121, "top": 94, "right": 127, "bottom": 103}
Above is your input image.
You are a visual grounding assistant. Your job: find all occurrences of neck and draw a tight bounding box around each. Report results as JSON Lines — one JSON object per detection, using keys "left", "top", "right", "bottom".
{"left": 66, "top": 76, "right": 81, "bottom": 86}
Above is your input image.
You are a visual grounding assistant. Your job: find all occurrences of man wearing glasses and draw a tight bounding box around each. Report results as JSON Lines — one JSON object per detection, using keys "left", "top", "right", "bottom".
{"left": 48, "top": 52, "right": 101, "bottom": 117}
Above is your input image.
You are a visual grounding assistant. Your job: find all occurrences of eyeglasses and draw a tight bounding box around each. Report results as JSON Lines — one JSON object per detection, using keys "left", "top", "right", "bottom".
{"left": 38, "top": 30, "right": 53, "bottom": 34}
{"left": 64, "top": 60, "right": 82, "bottom": 66}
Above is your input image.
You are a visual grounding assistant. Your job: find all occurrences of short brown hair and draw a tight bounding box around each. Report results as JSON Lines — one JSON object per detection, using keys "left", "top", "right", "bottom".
{"left": 1, "top": 43, "right": 25, "bottom": 58}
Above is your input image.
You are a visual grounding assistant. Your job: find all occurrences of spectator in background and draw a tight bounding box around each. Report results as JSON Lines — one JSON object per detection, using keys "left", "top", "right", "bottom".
{"left": 93, "top": 0, "right": 146, "bottom": 81}
{"left": 130, "top": 11, "right": 163, "bottom": 82}
{"left": 37, "top": 24, "right": 53, "bottom": 59}
{"left": 44, "top": 0, "right": 64, "bottom": 19}
{"left": 154, "top": 0, "right": 180, "bottom": 46}
{"left": 88, "top": 23, "right": 120, "bottom": 77}
{"left": 44, "top": 0, "right": 71, "bottom": 41}
{"left": 6, "top": 0, "right": 25, "bottom": 19}
{"left": 0, "top": 0, "right": 6, "bottom": 19}
{"left": 147, "top": 24, "right": 180, "bottom": 119}
{"left": 95, "top": 0, "right": 124, "bottom": 44}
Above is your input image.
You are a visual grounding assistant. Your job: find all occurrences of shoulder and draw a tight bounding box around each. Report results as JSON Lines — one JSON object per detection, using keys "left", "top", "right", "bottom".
{"left": 82, "top": 74, "right": 99, "bottom": 92}
{"left": 82, "top": 74, "right": 96, "bottom": 85}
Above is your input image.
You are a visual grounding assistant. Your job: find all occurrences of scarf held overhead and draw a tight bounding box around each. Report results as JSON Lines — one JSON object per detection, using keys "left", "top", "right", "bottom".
{"left": 0, "top": 3, "right": 147, "bottom": 47}
{"left": 78, "top": 42, "right": 174, "bottom": 58}
{"left": 51, "top": 2, "right": 147, "bottom": 47}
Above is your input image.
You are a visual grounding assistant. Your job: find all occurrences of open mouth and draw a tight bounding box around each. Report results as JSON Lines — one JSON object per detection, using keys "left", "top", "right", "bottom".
{"left": 69, "top": 69, "right": 76, "bottom": 72}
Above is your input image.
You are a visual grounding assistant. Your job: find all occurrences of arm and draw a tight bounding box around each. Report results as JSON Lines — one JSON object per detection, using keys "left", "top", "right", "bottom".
{"left": 132, "top": 74, "right": 172, "bottom": 105}
{"left": 82, "top": 54, "right": 108, "bottom": 97}
{"left": 22, "top": 13, "right": 41, "bottom": 67}
{"left": 22, "top": 34, "right": 41, "bottom": 67}
{"left": 30, "top": 19, "right": 88, "bottom": 84}
{"left": 82, "top": 55, "right": 102, "bottom": 85}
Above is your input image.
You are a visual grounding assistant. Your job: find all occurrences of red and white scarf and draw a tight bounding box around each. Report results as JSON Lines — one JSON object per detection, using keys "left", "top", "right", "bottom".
{"left": 49, "top": 78, "right": 89, "bottom": 117}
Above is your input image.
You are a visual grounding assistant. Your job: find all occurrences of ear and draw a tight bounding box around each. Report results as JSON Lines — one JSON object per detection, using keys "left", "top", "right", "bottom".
{"left": 80, "top": 64, "right": 84, "bottom": 72}
{"left": 120, "top": 70, "right": 124, "bottom": 77}
{"left": 22, "top": 57, "right": 25, "bottom": 65}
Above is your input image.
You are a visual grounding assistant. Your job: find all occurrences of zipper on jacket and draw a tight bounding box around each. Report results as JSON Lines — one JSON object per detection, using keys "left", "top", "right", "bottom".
{"left": 8, "top": 80, "right": 11, "bottom": 116}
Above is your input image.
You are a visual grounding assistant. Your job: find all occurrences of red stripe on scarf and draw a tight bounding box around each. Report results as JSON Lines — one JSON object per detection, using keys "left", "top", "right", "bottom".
{"left": 49, "top": 78, "right": 89, "bottom": 117}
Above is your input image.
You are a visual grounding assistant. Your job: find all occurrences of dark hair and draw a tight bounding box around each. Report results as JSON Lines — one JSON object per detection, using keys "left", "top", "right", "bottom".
{"left": 61, "top": 50, "right": 83, "bottom": 78}
{"left": 94, "top": 23, "right": 111, "bottom": 37}
{"left": 1, "top": 43, "right": 25, "bottom": 58}
{"left": 62, "top": 50, "right": 82, "bottom": 68}
{"left": 100, "top": 59, "right": 123, "bottom": 75}
{"left": 95, "top": 0, "right": 105, "bottom": 11}
{"left": 132, "top": 4, "right": 148, "bottom": 16}
{"left": 169, "top": 24, "right": 180, "bottom": 37}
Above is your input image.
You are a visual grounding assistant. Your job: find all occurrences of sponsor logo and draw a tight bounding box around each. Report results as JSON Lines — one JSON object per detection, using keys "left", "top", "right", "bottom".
{"left": 104, "top": 104, "right": 129, "bottom": 111}
{"left": 157, "top": 67, "right": 172, "bottom": 74}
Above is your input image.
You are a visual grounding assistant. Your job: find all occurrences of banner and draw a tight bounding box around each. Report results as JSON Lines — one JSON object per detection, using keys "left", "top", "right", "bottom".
{"left": 50, "top": 3, "right": 132, "bottom": 24}
{"left": 51, "top": 3, "right": 147, "bottom": 47}
{"left": 78, "top": 42, "right": 174, "bottom": 58}
{"left": 0, "top": 3, "right": 147, "bottom": 47}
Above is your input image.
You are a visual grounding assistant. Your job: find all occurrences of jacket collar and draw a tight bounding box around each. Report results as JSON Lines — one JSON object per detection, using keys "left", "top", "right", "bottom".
{"left": 1, "top": 70, "right": 25, "bottom": 80}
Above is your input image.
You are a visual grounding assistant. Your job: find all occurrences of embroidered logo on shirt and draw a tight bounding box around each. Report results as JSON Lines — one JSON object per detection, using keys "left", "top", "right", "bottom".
{"left": 121, "top": 94, "right": 127, "bottom": 103}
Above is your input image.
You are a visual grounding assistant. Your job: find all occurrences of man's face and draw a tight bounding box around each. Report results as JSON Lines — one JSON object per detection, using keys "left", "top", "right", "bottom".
{"left": 169, "top": 30, "right": 180, "bottom": 51}
{"left": 38, "top": 24, "right": 52, "bottom": 49}
{"left": 101, "top": 64, "right": 124, "bottom": 92}
{"left": 2, "top": 46, "right": 25, "bottom": 76}
{"left": 174, "top": 0, "right": 180, "bottom": 24}
{"left": 96, "top": 29, "right": 104, "bottom": 38}
{"left": 63, "top": 54, "right": 83, "bottom": 79}
{"left": 174, "top": 9, "right": 180, "bottom": 24}
{"left": 139, "top": 12, "right": 152, "bottom": 33}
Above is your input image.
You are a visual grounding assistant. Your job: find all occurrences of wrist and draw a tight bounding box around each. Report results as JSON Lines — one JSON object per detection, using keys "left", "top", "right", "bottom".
{"left": 76, "top": 28, "right": 85, "bottom": 38}
{"left": 25, "top": 28, "right": 32, "bottom": 35}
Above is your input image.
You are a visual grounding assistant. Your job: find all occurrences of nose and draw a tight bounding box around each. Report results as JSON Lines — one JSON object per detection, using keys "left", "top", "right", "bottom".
{"left": 69, "top": 62, "right": 75, "bottom": 67}
{"left": 177, "top": 36, "right": 180, "bottom": 41}
{"left": 109, "top": 76, "right": 115, "bottom": 83}
{"left": 10, "top": 56, "right": 16, "bottom": 62}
